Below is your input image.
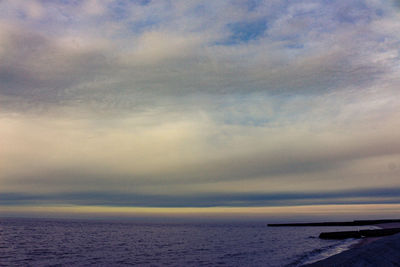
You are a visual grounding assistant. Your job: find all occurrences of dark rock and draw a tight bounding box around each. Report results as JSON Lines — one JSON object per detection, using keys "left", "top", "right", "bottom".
{"left": 319, "top": 231, "right": 362, "bottom": 239}
{"left": 268, "top": 219, "right": 400, "bottom": 227}
{"left": 360, "top": 228, "right": 400, "bottom": 237}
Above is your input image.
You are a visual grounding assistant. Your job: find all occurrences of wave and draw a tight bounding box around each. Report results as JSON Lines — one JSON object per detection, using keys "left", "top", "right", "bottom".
{"left": 288, "top": 238, "right": 360, "bottom": 266}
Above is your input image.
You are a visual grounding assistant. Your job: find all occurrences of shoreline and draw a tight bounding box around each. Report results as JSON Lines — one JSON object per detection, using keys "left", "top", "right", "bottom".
{"left": 351, "top": 222, "right": 400, "bottom": 248}
{"left": 348, "top": 222, "right": 396, "bottom": 248}
{"left": 303, "top": 223, "right": 400, "bottom": 266}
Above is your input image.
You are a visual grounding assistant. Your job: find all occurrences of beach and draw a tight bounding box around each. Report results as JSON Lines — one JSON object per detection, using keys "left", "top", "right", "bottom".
{"left": 304, "top": 223, "right": 400, "bottom": 266}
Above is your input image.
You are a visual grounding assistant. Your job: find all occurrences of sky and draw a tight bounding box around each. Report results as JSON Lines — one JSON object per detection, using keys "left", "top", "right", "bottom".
{"left": 1, "top": 0, "right": 400, "bottom": 220}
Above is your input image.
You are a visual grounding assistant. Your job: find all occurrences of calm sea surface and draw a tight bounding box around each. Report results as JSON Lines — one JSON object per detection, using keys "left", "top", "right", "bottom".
{"left": 0, "top": 218, "right": 375, "bottom": 266}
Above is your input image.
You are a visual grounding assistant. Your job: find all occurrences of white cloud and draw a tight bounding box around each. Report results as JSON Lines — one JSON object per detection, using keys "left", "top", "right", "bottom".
{"left": 82, "top": 0, "right": 108, "bottom": 16}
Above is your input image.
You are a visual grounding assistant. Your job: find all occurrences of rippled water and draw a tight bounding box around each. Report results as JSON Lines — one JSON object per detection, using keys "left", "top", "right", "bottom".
{"left": 0, "top": 218, "right": 373, "bottom": 266}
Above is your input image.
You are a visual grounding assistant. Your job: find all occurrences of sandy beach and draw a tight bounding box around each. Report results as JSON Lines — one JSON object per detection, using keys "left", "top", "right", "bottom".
{"left": 304, "top": 223, "right": 400, "bottom": 266}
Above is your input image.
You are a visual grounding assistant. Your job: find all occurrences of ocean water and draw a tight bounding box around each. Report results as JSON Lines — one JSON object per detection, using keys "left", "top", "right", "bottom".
{"left": 0, "top": 218, "right": 375, "bottom": 266}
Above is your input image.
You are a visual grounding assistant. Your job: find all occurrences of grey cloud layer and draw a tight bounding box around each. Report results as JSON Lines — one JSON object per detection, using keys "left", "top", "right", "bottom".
{"left": 2, "top": 112, "right": 400, "bottom": 196}
{"left": 2, "top": 187, "right": 400, "bottom": 207}
{"left": 1, "top": 0, "right": 398, "bottom": 113}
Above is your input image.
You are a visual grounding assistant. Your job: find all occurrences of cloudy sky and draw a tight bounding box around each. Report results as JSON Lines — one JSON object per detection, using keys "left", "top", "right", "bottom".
{"left": 1, "top": 0, "right": 400, "bottom": 218}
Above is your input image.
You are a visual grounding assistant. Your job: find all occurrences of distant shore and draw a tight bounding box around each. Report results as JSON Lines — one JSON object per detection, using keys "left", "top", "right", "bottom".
{"left": 303, "top": 222, "right": 400, "bottom": 266}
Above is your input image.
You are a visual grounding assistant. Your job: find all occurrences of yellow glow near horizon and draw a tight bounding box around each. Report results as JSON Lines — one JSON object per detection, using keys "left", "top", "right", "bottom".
{"left": 1, "top": 204, "right": 400, "bottom": 219}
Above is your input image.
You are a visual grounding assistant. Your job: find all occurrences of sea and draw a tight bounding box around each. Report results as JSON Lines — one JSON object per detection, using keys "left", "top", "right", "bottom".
{"left": 0, "top": 218, "right": 376, "bottom": 266}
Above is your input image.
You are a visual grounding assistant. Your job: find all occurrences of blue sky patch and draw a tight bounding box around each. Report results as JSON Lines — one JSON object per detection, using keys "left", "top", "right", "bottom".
{"left": 224, "top": 18, "right": 268, "bottom": 44}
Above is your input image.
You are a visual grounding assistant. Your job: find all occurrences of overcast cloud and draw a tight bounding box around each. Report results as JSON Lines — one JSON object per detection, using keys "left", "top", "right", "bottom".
{"left": 1, "top": 0, "right": 400, "bottom": 209}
